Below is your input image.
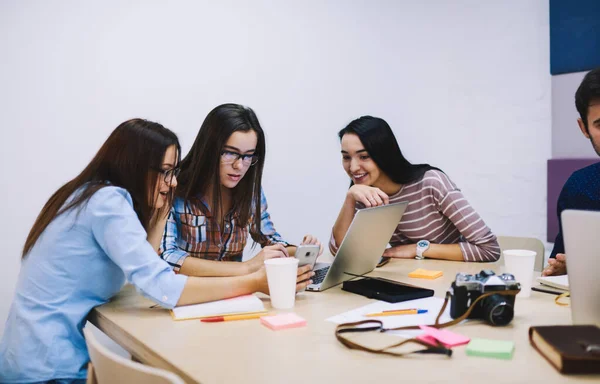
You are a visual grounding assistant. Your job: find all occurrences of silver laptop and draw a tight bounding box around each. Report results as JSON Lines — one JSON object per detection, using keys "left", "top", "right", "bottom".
{"left": 306, "top": 201, "right": 408, "bottom": 292}
{"left": 562, "top": 209, "right": 600, "bottom": 327}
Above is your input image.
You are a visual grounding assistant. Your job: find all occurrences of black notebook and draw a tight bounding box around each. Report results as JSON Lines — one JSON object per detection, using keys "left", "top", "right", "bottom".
{"left": 342, "top": 277, "right": 434, "bottom": 303}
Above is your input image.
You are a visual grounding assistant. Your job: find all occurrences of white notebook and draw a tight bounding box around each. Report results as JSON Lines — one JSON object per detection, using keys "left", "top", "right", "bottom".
{"left": 171, "top": 295, "right": 266, "bottom": 321}
{"left": 536, "top": 275, "right": 569, "bottom": 291}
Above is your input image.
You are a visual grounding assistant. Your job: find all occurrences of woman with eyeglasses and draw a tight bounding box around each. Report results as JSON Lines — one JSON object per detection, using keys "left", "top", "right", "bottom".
{"left": 160, "top": 104, "right": 318, "bottom": 293}
{"left": 0, "top": 119, "right": 283, "bottom": 384}
{"left": 330, "top": 116, "right": 500, "bottom": 263}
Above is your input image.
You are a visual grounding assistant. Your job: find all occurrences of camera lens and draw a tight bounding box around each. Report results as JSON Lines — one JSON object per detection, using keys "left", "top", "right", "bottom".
{"left": 482, "top": 294, "right": 514, "bottom": 326}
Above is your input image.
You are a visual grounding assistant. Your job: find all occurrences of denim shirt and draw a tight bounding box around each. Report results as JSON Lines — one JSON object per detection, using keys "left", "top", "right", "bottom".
{"left": 0, "top": 186, "right": 187, "bottom": 383}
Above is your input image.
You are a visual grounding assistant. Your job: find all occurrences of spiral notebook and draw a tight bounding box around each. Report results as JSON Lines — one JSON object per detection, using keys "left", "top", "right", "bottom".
{"left": 171, "top": 295, "right": 266, "bottom": 321}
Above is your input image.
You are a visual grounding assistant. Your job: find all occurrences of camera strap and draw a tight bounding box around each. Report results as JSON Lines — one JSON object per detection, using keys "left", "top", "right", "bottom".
{"left": 335, "top": 289, "right": 520, "bottom": 357}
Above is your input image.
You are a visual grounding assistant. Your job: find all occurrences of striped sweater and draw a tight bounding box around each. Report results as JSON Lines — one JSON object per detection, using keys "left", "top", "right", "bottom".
{"left": 330, "top": 170, "right": 500, "bottom": 262}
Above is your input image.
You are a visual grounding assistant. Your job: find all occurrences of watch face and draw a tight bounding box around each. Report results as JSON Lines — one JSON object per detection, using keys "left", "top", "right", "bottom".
{"left": 417, "top": 240, "right": 429, "bottom": 248}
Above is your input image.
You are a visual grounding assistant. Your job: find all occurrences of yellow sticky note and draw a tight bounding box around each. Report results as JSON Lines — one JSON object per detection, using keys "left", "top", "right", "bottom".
{"left": 408, "top": 268, "right": 443, "bottom": 279}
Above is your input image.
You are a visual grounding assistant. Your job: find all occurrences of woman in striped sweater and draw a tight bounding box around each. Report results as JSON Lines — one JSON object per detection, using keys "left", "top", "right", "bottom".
{"left": 330, "top": 116, "right": 500, "bottom": 262}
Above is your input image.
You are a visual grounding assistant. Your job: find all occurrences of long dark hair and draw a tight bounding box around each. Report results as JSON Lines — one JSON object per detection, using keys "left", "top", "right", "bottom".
{"left": 22, "top": 118, "right": 181, "bottom": 257}
{"left": 177, "top": 103, "right": 266, "bottom": 242}
{"left": 338, "top": 116, "right": 440, "bottom": 185}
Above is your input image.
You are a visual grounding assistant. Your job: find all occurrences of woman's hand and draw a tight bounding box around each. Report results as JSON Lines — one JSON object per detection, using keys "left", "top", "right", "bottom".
{"left": 295, "top": 264, "right": 315, "bottom": 292}
{"left": 245, "top": 244, "right": 290, "bottom": 273}
{"left": 252, "top": 264, "right": 315, "bottom": 294}
{"left": 542, "top": 253, "right": 567, "bottom": 276}
{"left": 347, "top": 185, "right": 389, "bottom": 207}
{"left": 383, "top": 244, "right": 417, "bottom": 259}
{"left": 147, "top": 208, "right": 170, "bottom": 253}
{"left": 301, "top": 234, "right": 323, "bottom": 256}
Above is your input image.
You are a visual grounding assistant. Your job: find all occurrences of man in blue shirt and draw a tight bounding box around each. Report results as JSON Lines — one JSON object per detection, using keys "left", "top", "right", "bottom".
{"left": 543, "top": 67, "right": 600, "bottom": 276}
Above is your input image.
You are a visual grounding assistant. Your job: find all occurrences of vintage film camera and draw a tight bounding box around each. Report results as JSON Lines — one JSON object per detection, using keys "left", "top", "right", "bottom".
{"left": 450, "top": 270, "right": 521, "bottom": 326}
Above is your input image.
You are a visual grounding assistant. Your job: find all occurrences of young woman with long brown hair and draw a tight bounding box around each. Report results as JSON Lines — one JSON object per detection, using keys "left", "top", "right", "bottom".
{"left": 161, "top": 104, "right": 319, "bottom": 293}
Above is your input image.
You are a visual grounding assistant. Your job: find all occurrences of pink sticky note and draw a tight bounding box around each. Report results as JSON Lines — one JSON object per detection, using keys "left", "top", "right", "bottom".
{"left": 416, "top": 325, "right": 470, "bottom": 347}
{"left": 260, "top": 313, "right": 307, "bottom": 331}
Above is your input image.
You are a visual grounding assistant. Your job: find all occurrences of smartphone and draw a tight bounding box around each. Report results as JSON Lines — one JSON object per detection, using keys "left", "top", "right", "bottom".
{"left": 296, "top": 244, "right": 320, "bottom": 292}
{"left": 377, "top": 256, "right": 391, "bottom": 268}
{"left": 295, "top": 244, "right": 320, "bottom": 268}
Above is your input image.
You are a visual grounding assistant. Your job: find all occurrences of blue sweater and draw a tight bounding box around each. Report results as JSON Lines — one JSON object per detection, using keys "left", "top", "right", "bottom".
{"left": 551, "top": 162, "right": 600, "bottom": 258}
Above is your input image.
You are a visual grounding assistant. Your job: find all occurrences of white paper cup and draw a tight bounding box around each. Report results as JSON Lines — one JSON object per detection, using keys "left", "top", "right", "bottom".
{"left": 264, "top": 258, "right": 299, "bottom": 309}
{"left": 503, "top": 249, "right": 536, "bottom": 298}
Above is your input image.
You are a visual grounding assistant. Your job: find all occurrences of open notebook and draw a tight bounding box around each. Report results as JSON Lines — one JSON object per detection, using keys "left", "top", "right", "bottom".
{"left": 536, "top": 275, "right": 569, "bottom": 291}
{"left": 171, "top": 295, "right": 266, "bottom": 321}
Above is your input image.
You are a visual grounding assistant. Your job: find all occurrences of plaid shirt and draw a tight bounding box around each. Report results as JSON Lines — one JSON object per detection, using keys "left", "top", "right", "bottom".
{"left": 160, "top": 188, "right": 289, "bottom": 271}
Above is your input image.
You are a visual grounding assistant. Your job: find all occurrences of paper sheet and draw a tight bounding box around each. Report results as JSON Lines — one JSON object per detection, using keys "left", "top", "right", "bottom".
{"left": 326, "top": 297, "right": 453, "bottom": 337}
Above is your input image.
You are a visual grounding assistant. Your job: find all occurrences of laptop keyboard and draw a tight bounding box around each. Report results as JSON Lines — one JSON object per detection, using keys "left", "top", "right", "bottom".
{"left": 312, "top": 266, "right": 330, "bottom": 284}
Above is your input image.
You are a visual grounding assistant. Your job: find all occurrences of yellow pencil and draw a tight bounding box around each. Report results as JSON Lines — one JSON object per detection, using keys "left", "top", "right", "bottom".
{"left": 365, "top": 309, "right": 428, "bottom": 317}
{"left": 201, "top": 311, "right": 268, "bottom": 322}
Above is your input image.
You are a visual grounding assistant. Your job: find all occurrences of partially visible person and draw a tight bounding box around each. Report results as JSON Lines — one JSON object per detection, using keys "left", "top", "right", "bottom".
{"left": 330, "top": 116, "right": 500, "bottom": 262}
{"left": 543, "top": 68, "right": 600, "bottom": 276}
{"left": 161, "top": 103, "right": 318, "bottom": 294}
{"left": 0, "top": 119, "right": 312, "bottom": 384}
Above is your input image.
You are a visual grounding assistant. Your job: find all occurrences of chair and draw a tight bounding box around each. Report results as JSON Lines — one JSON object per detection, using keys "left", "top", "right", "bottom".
{"left": 496, "top": 236, "right": 546, "bottom": 272}
{"left": 83, "top": 327, "right": 185, "bottom": 384}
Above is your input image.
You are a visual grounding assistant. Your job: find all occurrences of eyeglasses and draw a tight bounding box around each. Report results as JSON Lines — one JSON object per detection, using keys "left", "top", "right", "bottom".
{"left": 154, "top": 166, "right": 181, "bottom": 183}
{"left": 221, "top": 150, "right": 259, "bottom": 166}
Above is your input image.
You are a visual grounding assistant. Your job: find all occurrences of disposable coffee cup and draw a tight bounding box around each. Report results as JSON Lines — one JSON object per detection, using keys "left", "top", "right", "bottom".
{"left": 264, "top": 258, "right": 299, "bottom": 309}
{"left": 503, "top": 249, "right": 536, "bottom": 298}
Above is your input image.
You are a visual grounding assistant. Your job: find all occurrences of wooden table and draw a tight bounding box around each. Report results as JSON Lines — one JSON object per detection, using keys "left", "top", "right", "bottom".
{"left": 88, "top": 259, "right": 598, "bottom": 383}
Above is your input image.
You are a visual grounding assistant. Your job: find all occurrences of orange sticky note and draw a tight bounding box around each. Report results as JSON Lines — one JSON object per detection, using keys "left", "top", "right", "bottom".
{"left": 408, "top": 268, "right": 443, "bottom": 279}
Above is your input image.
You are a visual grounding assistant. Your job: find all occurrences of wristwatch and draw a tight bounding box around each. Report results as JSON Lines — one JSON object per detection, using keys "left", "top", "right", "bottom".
{"left": 415, "top": 240, "right": 430, "bottom": 260}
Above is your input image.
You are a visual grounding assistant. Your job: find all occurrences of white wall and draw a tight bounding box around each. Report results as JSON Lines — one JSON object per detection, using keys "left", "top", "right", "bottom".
{"left": 0, "top": 0, "right": 550, "bottom": 337}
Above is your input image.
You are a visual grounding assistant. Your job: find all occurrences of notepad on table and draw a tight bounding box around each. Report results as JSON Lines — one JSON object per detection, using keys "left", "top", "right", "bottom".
{"left": 261, "top": 313, "right": 307, "bottom": 330}
{"left": 466, "top": 338, "right": 515, "bottom": 360}
{"left": 408, "top": 268, "right": 443, "bottom": 279}
{"left": 416, "top": 325, "right": 470, "bottom": 348}
{"left": 536, "top": 275, "right": 569, "bottom": 291}
{"left": 171, "top": 295, "right": 265, "bottom": 321}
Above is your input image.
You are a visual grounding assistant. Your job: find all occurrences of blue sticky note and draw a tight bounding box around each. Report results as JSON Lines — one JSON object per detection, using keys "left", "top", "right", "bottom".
{"left": 466, "top": 338, "right": 514, "bottom": 360}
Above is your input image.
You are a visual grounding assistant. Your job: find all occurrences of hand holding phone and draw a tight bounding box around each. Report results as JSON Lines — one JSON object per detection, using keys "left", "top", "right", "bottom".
{"left": 295, "top": 244, "right": 320, "bottom": 268}
{"left": 295, "top": 244, "right": 319, "bottom": 292}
